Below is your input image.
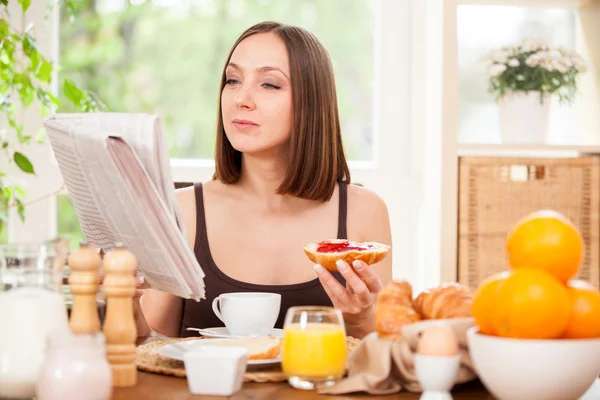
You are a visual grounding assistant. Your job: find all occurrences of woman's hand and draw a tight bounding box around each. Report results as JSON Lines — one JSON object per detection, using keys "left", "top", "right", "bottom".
{"left": 314, "top": 259, "right": 383, "bottom": 338}
{"left": 133, "top": 274, "right": 152, "bottom": 339}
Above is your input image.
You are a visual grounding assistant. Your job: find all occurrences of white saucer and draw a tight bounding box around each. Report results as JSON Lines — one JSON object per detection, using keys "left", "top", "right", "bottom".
{"left": 158, "top": 338, "right": 281, "bottom": 368}
{"left": 190, "top": 327, "right": 284, "bottom": 339}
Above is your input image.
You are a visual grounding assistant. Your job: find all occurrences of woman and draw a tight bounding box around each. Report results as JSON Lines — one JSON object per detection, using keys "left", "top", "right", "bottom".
{"left": 136, "top": 21, "right": 392, "bottom": 340}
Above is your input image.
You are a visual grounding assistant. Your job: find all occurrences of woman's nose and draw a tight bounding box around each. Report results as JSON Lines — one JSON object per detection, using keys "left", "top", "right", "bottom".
{"left": 234, "top": 85, "right": 255, "bottom": 110}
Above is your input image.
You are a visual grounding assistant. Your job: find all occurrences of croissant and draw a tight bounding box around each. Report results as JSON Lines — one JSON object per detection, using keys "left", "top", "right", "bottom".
{"left": 413, "top": 283, "right": 473, "bottom": 320}
{"left": 375, "top": 280, "right": 421, "bottom": 341}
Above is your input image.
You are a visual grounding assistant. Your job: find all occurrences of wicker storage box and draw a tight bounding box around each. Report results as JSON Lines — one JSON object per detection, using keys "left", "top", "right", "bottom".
{"left": 457, "top": 156, "right": 600, "bottom": 290}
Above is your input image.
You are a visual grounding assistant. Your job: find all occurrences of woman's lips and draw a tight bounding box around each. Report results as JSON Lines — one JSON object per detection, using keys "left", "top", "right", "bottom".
{"left": 232, "top": 119, "right": 259, "bottom": 131}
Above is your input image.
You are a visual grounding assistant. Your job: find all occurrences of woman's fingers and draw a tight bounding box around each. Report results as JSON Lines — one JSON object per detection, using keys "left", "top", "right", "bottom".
{"left": 313, "top": 264, "right": 353, "bottom": 309}
{"left": 133, "top": 274, "right": 150, "bottom": 299}
{"left": 335, "top": 260, "right": 371, "bottom": 305}
{"left": 351, "top": 260, "right": 383, "bottom": 293}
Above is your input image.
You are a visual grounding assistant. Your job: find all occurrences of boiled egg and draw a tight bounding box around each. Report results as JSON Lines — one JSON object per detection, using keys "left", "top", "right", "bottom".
{"left": 417, "top": 324, "right": 459, "bottom": 356}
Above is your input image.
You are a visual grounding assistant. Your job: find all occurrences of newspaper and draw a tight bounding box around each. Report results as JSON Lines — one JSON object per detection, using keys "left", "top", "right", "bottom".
{"left": 43, "top": 113, "right": 205, "bottom": 301}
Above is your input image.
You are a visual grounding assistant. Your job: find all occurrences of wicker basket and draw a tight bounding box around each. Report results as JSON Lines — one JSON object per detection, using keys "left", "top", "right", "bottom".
{"left": 457, "top": 156, "right": 600, "bottom": 290}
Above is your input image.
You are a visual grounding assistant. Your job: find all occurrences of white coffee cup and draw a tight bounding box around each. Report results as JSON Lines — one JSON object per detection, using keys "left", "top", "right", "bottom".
{"left": 212, "top": 292, "right": 281, "bottom": 337}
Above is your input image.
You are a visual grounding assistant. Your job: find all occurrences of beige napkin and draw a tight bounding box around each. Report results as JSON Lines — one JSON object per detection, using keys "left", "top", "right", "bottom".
{"left": 319, "top": 320, "right": 477, "bottom": 395}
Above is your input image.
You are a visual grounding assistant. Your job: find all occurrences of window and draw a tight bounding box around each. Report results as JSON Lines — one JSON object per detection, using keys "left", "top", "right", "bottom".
{"left": 457, "top": 6, "right": 577, "bottom": 144}
{"left": 56, "top": 0, "right": 378, "bottom": 246}
{"left": 56, "top": 195, "right": 85, "bottom": 250}
{"left": 58, "top": 0, "right": 376, "bottom": 161}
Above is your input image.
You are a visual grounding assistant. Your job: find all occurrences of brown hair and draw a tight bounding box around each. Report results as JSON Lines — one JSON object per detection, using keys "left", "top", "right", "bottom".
{"left": 213, "top": 21, "right": 351, "bottom": 202}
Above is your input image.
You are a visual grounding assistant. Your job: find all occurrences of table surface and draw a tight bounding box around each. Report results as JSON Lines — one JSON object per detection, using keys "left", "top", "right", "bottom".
{"left": 112, "top": 371, "right": 495, "bottom": 400}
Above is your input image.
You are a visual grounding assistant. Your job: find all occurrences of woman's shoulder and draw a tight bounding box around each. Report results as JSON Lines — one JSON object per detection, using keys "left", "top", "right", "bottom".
{"left": 346, "top": 183, "right": 390, "bottom": 240}
{"left": 346, "top": 183, "right": 388, "bottom": 214}
{"left": 175, "top": 180, "right": 222, "bottom": 202}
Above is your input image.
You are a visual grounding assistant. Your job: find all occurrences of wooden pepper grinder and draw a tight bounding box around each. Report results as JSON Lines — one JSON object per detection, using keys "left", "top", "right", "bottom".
{"left": 68, "top": 244, "right": 103, "bottom": 334}
{"left": 102, "top": 246, "right": 138, "bottom": 387}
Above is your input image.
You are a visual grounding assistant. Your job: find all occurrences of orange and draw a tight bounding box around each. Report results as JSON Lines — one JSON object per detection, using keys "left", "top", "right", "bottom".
{"left": 562, "top": 280, "right": 600, "bottom": 339}
{"left": 492, "top": 268, "right": 571, "bottom": 339}
{"left": 506, "top": 210, "right": 583, "bottom": 283}
{"left": 472, "top": 271, "right": 511, "bottom": 335}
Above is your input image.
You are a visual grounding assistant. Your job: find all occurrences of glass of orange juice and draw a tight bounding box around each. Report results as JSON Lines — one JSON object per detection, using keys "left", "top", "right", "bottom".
{"left": 281, "top": 306, "right": 347, "bottom": 390}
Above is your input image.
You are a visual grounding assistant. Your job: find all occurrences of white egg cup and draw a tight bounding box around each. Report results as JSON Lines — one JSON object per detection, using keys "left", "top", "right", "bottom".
{"left": 414, "top": 353, "right": 461, "bottom": 400}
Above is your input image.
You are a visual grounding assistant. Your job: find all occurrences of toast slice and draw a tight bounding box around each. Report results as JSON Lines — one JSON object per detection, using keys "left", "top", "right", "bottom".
{"left": 304, "top": 239, "right": 391, "bottom": 272}
{"left": 203, "top": 336, "right": 281, "bottom": 360}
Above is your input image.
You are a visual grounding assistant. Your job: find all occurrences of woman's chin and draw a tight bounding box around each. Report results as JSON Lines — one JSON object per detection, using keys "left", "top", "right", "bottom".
{"left": 228, "top": 138, "right": 288, "bottom": 158}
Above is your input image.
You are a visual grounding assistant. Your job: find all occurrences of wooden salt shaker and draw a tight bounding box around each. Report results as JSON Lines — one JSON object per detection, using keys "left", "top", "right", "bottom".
{"left": 68, "top": 244, "right": 103, "bottom": 334}
{"left": 102, "top": 246, "right": 138, "bottom": 387}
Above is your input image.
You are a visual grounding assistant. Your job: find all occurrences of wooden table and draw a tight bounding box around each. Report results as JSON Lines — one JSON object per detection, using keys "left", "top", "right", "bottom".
{"left": 112, "top": 371, "right": 495, "bottom": 399}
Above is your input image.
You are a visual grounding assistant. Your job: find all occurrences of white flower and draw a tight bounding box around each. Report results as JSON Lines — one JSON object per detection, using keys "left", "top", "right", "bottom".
{"left": 536, "top": 51, "right": 549, "bottom": 61}
{"left": 507, "top": 58, "right": 520, "bottom": 68}
{"left": 542, "top": 60, "right": 555, "bottom": 71}
{"left": 489, "top": 64, "right": 507, "bottom": 77}
{"left": 526, "top": 55, "right": 541, "bottom": 67}
{"left": 516, "top": 74, "right": 525, "bottom": 81}
{"left": 554, "top": 61, "right": 569, "bottom": 73}
{"left": 491, "top": 50, "right": 509, "bottom": 64}
{"left": 520, "top": 37, "right": 546, "bottom": 53}
{"left": 572, "top": 56, "right": 587, "bottom": 72}
{"left": 547, "top": 50, "right": 562, "bottom": 60}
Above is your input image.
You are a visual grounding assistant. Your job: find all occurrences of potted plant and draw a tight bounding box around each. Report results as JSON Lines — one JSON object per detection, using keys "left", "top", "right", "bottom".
{"left": 483, "top": 38, "right": 587, "bottom": 144}
{"left": 0, "top": 1, "right": 102, "bottom": 237}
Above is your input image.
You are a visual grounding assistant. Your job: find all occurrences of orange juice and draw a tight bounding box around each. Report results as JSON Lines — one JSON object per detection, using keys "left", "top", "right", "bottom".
{"left": 282, "top": 322, "right": 347, "bottom": 379}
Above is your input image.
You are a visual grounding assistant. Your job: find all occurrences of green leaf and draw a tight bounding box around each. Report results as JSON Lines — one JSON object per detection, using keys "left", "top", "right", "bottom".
{"left": 13, "top": 152, "right": 35, "bottom": 174}
{"left": 18, "top": 0, "right": 31, "bottom": 13}
{"left": 1, "top": 142, "right": 7, "bottom": 149}
{"left": 62, "top": 78, "right": 84, "bottom": 107}
{"left": 0, "top": 19, "right": 9, "bottom": 38}
{"left": 14, "top": 186, "right": 26, "bottom": 199}
{"left": 19, "top": 85, "right": 34, "bottom": 107}
{"left": 16, "top": 199, "right": 25, "bottom": 222}
{"left": 37, "top": 59, "right": 52, "bottom": 83}
{"left": 0, "top": 0, "right": 8, "bottom": 7}
{"left": 35, "top": 128, "right": 46, "bottom": 143}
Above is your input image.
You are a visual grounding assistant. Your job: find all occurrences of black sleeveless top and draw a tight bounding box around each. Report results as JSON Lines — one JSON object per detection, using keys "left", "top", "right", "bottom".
{"left": 179, "top": 183, "right": 348, "bottom": 337}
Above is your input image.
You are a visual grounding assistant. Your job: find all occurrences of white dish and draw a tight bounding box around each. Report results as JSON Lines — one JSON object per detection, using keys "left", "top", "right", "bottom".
{"left": 158, "top": 338, "right": 282, "bottom": 367}
{"left": 188, "top": 327, "right": 284, "bottom": 339}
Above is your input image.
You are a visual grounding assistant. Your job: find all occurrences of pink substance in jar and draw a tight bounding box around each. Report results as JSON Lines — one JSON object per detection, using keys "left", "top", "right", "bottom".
{"left": 36, "top": 331, "right": 112, "bottom": 400}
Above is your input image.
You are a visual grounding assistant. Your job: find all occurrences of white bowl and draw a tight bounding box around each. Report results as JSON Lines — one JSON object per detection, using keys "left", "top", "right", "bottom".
{"left": 467, "top": 327, "right": 600, "bottom": 400}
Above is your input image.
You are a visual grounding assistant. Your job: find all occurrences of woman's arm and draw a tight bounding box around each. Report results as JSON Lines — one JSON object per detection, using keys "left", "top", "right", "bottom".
{"left": 136, "top": 186, "right": 198, "bottom": 338}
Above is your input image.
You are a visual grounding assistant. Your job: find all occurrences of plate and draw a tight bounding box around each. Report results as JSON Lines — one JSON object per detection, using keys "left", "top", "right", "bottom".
{"left": 158, "top": 338, "right": 282, "bottom": 367}
{"left": 189, "top": 327, "right": 284, "bottom": 339}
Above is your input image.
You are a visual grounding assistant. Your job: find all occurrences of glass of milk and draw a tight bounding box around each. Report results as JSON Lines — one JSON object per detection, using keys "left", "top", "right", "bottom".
{"left": 0, "top": 242, "right": 70, "bottom": 399}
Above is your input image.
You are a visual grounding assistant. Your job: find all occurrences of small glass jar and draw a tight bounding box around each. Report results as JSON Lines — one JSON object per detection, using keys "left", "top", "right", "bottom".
{"left": 36, "top": 332, "right": 112, "bottom": 400}
{"left": 0, "top": 242, "right": 70, "bottom": 399}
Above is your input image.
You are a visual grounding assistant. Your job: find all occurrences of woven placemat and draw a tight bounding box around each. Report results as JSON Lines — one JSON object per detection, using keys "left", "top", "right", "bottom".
{"left": 136, "top": 336, "right": 362, "bottom": 383}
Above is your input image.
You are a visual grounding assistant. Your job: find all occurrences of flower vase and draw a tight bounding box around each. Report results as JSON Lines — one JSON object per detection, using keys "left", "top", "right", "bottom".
{"left": 498, "top": 91, "right": 551, "bottom": 144}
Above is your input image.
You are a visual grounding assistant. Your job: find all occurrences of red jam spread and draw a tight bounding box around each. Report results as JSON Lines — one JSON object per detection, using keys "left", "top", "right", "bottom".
{"left": 316, "top": 241, "right": 375, "bottom": 253}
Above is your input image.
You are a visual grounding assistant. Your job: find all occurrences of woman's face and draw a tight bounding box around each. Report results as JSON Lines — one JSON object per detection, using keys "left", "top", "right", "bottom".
{"left": 221, "top": 32, "right": 293, "bottom": 157}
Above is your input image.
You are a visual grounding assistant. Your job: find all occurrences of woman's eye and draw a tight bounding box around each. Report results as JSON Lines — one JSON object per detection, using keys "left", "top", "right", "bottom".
{"left": 262, "top": 83, "right": 280, "bottom": 90}
{"left": 225, "top": 78, "right": 240, "bottom": 85}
